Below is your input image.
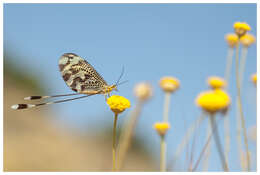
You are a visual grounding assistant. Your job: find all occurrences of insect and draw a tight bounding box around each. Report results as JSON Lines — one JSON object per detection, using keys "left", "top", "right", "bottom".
{"left": 11, "top": 53, "right": 125, "bottom": 110}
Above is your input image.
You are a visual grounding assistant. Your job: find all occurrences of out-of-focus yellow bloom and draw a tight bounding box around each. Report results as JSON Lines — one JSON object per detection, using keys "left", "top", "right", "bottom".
{"left": 207, "top": 76, "right": 226, "bottom": 89}
{"left": 159, "top": 76, "right": 180, "bottom": 93}
{"left": 233, "top": 22, "right": 251, "bottom": 37}
{"left": 153, "top": 122, "right": 170, "bottom": 136}
{"left": 196, "top": 89, "right": 231, "bottom": 114}
{"left": 107, "top": 95, "right": 131, "bottom": 114}
{"left": 251, "top": 73, "right": 257, "bottom": 86}
{"left": 225, "top": 33, "right": 239, "bottom": 48}
{"left": 134, "top": 82, "right": 153, "bottom": 101}
{"left": 240, "top": 33, "right": 256, "bottom": 47}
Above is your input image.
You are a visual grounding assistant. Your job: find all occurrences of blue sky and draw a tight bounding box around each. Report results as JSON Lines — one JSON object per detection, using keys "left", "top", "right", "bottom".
{"left": 4, "top": 3, "right": 257, "bottom": 171}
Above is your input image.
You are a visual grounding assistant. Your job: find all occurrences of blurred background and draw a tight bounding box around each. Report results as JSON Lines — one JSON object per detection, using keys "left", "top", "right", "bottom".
{"left": 4, "top": 3, "right": 256, "bottom": 171}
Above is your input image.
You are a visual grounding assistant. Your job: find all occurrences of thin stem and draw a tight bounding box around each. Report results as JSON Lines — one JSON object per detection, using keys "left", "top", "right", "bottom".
{"left": 112, "top": 113, "right": 118, "bottom": 171}
{"left": 239, "top": 46, "right": 248, "bottom": 89}
{"left": 236, "top": 100, "right": 243, "bottom": 169}
{"left": 202, "top": 118, "right": 212, "bottom": 171}
{"left": 223, "top": 115, "right": 230, "bottom": 168}
{"left": 224, "top": 47, "right": 234, "bottom": 85}
{"left": 163, "top": 92, "right": 171, "bottom": 122}
{"left": 192, "top": 122, "right": 215, "bottom": 171}
{"left": 160, "top": 135, "right": 166, "bottom": 171}
{"left": 117, "top": 101, "right": 143, "bottom": 170}
{"left": 235, "top": 43, "right": 250, "bottom": 171}
{"left": 171, "top": 113, "right": 206, "bottom": 169}
{"left": 209, "top": 115, "right": 229, "bottom": 171}
{"left": 223, "top": 47, "right": 233, "bottom": 167}
{"left": 188, "top": 125, "right": 199, "bottom": 171}
{"left": 159, "top": 92, "right": 171, "bottom": 171}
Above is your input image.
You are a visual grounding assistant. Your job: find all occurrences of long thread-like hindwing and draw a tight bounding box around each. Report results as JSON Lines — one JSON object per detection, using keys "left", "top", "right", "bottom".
{"left": 24, "top": 93, "right": 80, "bottom": 100}
{"left": 11, "top": 94, "right": 94, "bottom": 110}
{"left": 59, "top": 53, "right": 108, "bottom": 93}
{"left": 11, "top": 104, "right": 36, "bottom": 110}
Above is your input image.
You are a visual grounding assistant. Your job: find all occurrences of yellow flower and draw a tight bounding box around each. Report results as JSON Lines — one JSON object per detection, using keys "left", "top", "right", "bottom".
{"left": 225, "top": 33, "right": 239, "bottom": 48}
{"left": 207, "top": 76, "right": 226, "bottom": 89}
{"left": 153, "top": 122, "right": 170, "bottom": 136}
{"left": 240, "top": 33, "right": 255, "bottom": 47}
{"left": 196, "top": 89, "right": 231, "bottom": 114}
{"left": 233, "top": 22, "right": 251, "bottom": 37}
{"left": 251, "top": 73, "right": 257, "bottom": 86}
{"left": 107, "top": 95, "right": 131, "bottom": 114}
{"left": 134, "top": 82, "right": 153, "bottom": 101}
{"left": 159, "top": 76, "right": 180, "bottom": 93}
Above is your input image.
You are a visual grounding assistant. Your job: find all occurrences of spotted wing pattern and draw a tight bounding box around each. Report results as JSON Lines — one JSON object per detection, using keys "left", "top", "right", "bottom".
{"left": 59, "top": 53, "right": 108, "bottom": 93}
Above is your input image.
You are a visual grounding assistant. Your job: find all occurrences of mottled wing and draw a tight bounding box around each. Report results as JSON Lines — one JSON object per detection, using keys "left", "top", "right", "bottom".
{"left": 59, "top": 53, "right": 107, "bottom": 93}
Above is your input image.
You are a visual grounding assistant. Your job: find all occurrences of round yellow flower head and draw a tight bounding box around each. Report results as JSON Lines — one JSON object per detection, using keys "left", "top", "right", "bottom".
{"left": 153, "top": 122, "right": 170, "bottom": 136}
{"left": 225, "top": 33, "right": 239, "bottom": 48}
{"left": 240, "top": 33, "right": 255, "bottom": 47}
{"left": 134, "top": 82, "right": 153, "bottom": 101}
{"left": 251, "top": 73, "right": 257, "bottom": 86}
{"left": 196, "top": 89, "right": 231, "bottom": 114}
{"left": 159, "top": 76, "right": 180, "bottom": 93}
{"left": 106, "top": 95, "right": 131, "bottom": 114}
{"left": 233, "top": 22, "right": 251, "bottom": 37}
{"left": 207, "top": 76, "right": 226, "bottom": 89}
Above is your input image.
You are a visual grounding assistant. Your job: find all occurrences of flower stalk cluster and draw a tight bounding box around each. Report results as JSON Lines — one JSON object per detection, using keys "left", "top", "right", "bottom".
{"left": 103, "top": 20, "right": 255, "bottom": 172}
{"left": 233, "top": 21, "right": 255, "bottom": 171}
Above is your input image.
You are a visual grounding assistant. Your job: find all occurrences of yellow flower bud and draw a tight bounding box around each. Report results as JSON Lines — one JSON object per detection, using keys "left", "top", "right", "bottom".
{"left": 240, "top": 33, "right": 255, "bottom": 47}
{"left": 153, "top": 122, "right": 170, "bottom": 136}
{"left": 106, "top": 95, "right": 131, "bottom": 114}
{"left": 159, "top": 76, "right": 180, "bottom": 93}
{"left": 233, "top": 22, "right": 251, "bottom": 37}
{"left": 225, "top": 33, "right": 239, "bottom": 48}
{"left": 134, "top": 82, "right": 153, "bottom": 101}
{"left": 207, "top": 76, "right": 226, "bottom": 89}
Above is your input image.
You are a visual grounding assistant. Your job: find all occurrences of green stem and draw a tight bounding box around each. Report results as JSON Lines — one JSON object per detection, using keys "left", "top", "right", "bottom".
{"left": 209, "top": 115, "right": 229, "bottom": 171}
{"left": 112, "top": 113, "right": 118, "bottom": 171}
{"left": 163, "top": 92, "right": 171, "bottom": 122}
{"left": 160, "top": 135, "right": 166, "bottom": 171}
{"left": 235, "top": 43, "right": 250, "bottom": 171}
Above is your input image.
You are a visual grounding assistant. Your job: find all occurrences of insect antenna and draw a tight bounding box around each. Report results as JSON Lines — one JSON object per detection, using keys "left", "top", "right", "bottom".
{"left": 115, "top": 66, "right": 125, "bottom": 86}
{"left": 11, "top": 94, "right": 94, "bottom": 110}
{"left": 117, "top": 80, "right": 129, "bottom": 86}
{"left": 23, "top": 93, "right": 81, "bottom": 100}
